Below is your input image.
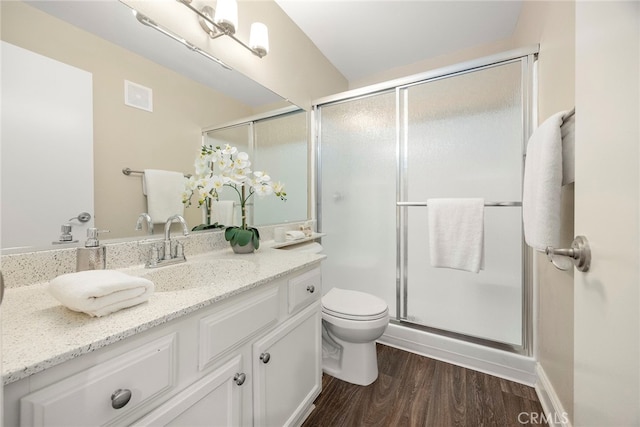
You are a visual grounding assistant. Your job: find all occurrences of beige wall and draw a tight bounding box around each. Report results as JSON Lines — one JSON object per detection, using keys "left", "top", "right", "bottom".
{"left": 1, "top": 1, "right": 258, "bottom": 238}
{"left": 513, "top": 1, "right": 576, "bottom": 422}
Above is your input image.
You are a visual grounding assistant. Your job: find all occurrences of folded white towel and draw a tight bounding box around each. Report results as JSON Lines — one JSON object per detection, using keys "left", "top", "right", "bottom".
{"left": 143, "top": 169, "right": 185, "bottom": 224}
{"left": 561, "top": 111, "right": 575, "bottom": 185}
{"left": 286, "top": 230, "right": 306, "bottom": 241}
{"left": 210, "top": 200, "right": 235, "bottom": 226}
{"left": 522, "top": 110, "right": 567, "bottom": 252}
{"left": 427, "top": 198, "right": 485, "bottom": 273}
{"left": 48, "top": 270, "right": 155, "bottom": 317}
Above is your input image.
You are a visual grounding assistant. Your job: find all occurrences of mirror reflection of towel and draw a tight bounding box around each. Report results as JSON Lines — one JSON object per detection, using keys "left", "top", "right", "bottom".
{"left": 210, "top": 200, "right": 235, "bottom": 226}
{"left": 143, "top": 169, "right": 185, "bottom": 224}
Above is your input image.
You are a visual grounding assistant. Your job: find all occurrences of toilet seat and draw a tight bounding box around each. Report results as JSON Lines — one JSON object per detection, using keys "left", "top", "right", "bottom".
{"left": 322, "top": 288, "right": 389, "bottom": 321}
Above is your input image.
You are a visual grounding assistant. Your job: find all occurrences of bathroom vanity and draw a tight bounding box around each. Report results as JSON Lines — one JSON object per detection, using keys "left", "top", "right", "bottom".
{"left": 3, "top": 246, "right": 324, "bottom": 426}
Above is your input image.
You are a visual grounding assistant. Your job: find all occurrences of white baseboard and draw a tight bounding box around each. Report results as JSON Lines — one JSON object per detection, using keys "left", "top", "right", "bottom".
{"left": 378, "top": 323, "right": 537, "bottom": 385}
{"left": 535, "top": 364, "right": 572, "bottom": 427}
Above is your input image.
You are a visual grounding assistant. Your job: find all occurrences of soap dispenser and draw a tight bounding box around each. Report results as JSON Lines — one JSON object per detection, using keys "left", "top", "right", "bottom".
{"left": 76, "top": 228, "right": 109, "bottom": 271}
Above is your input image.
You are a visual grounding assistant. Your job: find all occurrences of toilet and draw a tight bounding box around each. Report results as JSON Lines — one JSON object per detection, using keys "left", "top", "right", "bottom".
{"left": 321, "top": 287, "right": 389, "bottom": 386}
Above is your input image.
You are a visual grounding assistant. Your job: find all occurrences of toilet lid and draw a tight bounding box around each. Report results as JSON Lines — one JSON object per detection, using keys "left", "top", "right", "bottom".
{"left": 322, "top": 288, "right": 388, "bottom": 319}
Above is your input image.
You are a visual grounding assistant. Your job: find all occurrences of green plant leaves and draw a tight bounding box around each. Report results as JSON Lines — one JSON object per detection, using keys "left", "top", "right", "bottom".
{"left": 192, "top": 222, "right": 225, "bottom": 231}
{"left": 225, "top": 226, "right": 260, "bottom": 249}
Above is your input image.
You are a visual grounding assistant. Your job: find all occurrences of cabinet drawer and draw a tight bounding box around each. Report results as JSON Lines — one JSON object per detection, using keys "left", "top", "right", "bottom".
{"left": 288, "top": 268, "right": 321, "bottom": 314}
{"left": 199, "top": 286, "right": 279, "bottom": 370}
{"left": 20, "top": 334, "right": 177, "bottom": 427}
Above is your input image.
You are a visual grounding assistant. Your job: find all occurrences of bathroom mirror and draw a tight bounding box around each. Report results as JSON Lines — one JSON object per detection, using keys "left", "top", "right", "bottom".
{"left": 1, "top": 0, "right": 309, "bottom": 252}
{"left": 201, "top": 108, "right": 308, "bottom": 227}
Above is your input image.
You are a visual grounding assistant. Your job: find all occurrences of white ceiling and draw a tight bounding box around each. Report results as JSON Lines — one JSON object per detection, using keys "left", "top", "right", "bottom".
{"left": 275, "top": 0, "right": 523, "bottom": 83}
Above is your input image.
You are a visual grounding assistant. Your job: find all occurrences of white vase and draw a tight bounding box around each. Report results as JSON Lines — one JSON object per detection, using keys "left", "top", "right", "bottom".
{"left": 231, "top": 242, "right": 255, "bottom": 254}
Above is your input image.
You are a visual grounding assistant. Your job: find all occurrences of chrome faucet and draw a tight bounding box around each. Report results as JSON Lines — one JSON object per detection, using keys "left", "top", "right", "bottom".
{"left": 145, "top": 214, "right": 189, "bottom": 268}
{"left": 163, "top": 214, "right": 189, "bottom": 261}
{"left": 135, "top": 213, "right": 153, "bottom": 235}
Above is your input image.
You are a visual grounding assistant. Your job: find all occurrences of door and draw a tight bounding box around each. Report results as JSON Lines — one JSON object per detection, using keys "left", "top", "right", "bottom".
{"left": 574, "top": 2, "right": 639, "bottom": 425}
{"left": 252, "top": 302, "right": 321, "bottom": 427}
{"left": 400, "top": 61, "right": 526, "bottom": 347}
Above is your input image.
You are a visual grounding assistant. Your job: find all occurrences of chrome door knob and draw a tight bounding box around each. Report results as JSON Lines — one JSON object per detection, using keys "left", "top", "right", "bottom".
{"left": 306, "top": 285, "right": 315, "bottom": 293}
{"left": 260, "top": 352, "right": 271, "bottom": 364}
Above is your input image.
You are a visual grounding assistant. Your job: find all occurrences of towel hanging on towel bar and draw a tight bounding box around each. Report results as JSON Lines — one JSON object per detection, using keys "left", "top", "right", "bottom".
{"left": 427, "top": 198, "right": 485, "bottom": 273}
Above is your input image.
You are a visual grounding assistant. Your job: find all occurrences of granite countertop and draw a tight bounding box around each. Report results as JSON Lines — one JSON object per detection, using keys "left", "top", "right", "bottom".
{"left": 2, "top": 246, "right": 325, "bottom": 385}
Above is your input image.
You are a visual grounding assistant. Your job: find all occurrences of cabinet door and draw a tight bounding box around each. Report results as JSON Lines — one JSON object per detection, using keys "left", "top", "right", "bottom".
{"left": 132, "top": 355, "right": 245, "bottom": 427}
{"left": 253, "top": 301, "right": 322, "bottom": 427}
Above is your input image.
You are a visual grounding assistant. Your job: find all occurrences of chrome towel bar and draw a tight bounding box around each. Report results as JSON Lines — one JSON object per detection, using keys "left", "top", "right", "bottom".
{"left": 396, "top": 201, "right": 522, "bottom": 207}
{"left": 545, "top": 235, "right": 591, "bottom": 272}
{"left": 122, "top": 168, "right": 191, "bottom": 178}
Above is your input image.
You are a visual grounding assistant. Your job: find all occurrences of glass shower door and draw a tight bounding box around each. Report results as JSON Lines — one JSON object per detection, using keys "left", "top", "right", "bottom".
{"left": 318, "top": 92, "right": 398, "bottom": 315}
{"left": 400, "top": 61, "right": 525, "bottom": 346}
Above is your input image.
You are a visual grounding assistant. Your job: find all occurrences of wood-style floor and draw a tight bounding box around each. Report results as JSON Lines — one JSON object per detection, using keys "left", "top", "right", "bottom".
{"left": 302, "top": 344, "right": 547, "bottom": 427}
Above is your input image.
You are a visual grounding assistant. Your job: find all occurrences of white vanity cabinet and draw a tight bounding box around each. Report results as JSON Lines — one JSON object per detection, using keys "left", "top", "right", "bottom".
{"left": 5, "top": 264, "right": 322, "bottom": 427}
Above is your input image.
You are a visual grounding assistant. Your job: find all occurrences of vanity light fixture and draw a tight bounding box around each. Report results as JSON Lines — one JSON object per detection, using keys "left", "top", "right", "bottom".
{"left": 179, "top": 0, "right": 270, "bottom": 58}
{"left": 132, "top": 10, "right": 232, "bottom": 70}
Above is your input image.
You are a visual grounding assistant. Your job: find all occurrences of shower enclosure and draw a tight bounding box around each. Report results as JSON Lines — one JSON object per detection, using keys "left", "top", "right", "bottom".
{"left": 316, "top": 48, "right": 536, "bottom": 353}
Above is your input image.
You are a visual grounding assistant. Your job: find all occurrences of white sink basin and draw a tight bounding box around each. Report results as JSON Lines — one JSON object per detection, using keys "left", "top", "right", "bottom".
{"left": 135, "top": 257, "right": 256, "bottom": 292}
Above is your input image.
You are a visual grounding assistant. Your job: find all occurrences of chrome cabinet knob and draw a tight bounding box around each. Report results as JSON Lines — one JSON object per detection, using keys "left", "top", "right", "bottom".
{"left": 260, "top": 352, "right": 271, "bottom": 364}
{"left": 111, "top": 388, "right": 132, "bottom": 409}
{"left": 306, "top": 285, "right": 315, "bottom": 293}
{"left": 233, "top": 372, "right": 246, "bottom": 386}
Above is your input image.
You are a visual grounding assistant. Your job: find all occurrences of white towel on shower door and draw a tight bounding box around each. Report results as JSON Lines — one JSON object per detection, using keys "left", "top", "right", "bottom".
{"left": 427, "top": 198, "right": 485, "bottom": 273}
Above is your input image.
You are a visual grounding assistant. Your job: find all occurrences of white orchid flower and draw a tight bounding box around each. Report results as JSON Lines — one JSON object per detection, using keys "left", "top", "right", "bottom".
{"left": 222, "top": 144, "right": 237, "bottom": 155}
{"left": 210, "top": 175, "right": 225, "bottom": 189}
{"left": 272, "top": 181, "right": 285, "bottom": 194}
{"left": 194, "top": 157, "right": 210, "bottom": 177}
{"left": 249, "top": 176, "right": 262, "bottom": 187}
{"left": 197, "top": 187, "right": 212, "bottom": 205}
{"left": 233, "top": 152, "right": 251, "bottom": 170}
{"left": 185, "top": 176, "right": 199, "bottom": 191}
{"left": 216, "top": 156, "right": 233, "bottom": 171}
{"left": 254, "top": 171, "right": 272, "bottom": 183}
{"left": 254, "top": 183, "right": 274, "bottom": 196}
{"left": 181, "top": 190, "right": 192, "bottom": 205}
{"left": 184, "top": 143, "right": 287, "bottom": 216}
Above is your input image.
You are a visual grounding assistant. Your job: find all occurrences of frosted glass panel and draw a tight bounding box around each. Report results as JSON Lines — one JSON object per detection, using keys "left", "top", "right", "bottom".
{"left": 406, "top": 208, "right": 523, "bottom": 344}
{"left": 405, "top": 62, "right": 523, "bottom": 201}
{"left": 253, "top": 111, "right": 307, "bottom": 225}
{"left": 403, "top": 62, "right": 524, "bottom": 345}
{"left": 319, "top": 92, "right": 397, "bottom": 315}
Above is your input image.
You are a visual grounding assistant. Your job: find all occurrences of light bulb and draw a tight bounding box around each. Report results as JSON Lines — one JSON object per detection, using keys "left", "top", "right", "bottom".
{"left": 214, "top": 0, "right": 237, "bottom": 34}
{"left": 249, "top": 22, "right": 269, "bottom": 57}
